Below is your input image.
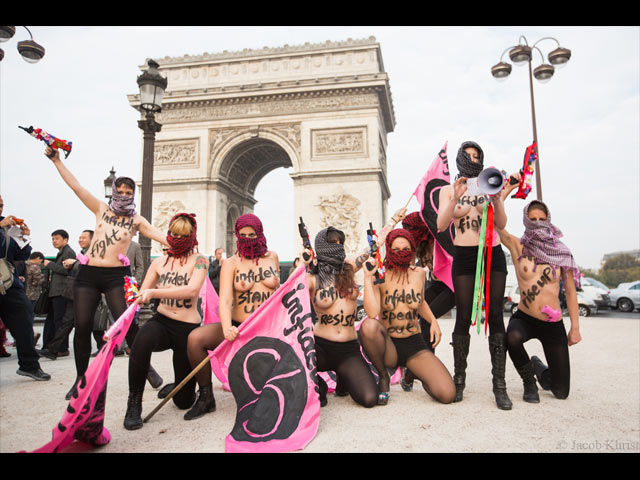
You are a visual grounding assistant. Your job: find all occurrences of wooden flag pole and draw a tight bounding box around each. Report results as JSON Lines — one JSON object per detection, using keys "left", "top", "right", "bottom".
{"left": 143, "top": 355, "right": 212, "bottom": 423}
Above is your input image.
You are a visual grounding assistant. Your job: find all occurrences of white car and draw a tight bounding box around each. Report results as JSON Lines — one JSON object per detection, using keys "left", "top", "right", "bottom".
{"left": 506, "top": 285, "right": 598, "bottom": 317}
{"left": 580, "top": 277, "right": 611, "bottom": 310}
{"left": 609, "top": 280, "right": 640, "bottom": 312}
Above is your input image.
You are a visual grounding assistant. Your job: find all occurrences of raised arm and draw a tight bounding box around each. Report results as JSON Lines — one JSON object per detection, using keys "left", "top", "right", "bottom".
{"left": 136, "top": 216, "right": 170, "bottom": 248}
{"left": 45, "top": 147, "right": 103, "bottom": 215}
{"left": 362, "top": 258, "right": 381, "bottom": 319}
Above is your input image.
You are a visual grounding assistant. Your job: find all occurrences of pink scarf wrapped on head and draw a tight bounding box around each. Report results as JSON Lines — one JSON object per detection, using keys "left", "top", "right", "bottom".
{"left": 520, "top": 200, "right": 581, "bottom": 288}
{"left": 235, "top": 214, "right": 268, "bottom": 263}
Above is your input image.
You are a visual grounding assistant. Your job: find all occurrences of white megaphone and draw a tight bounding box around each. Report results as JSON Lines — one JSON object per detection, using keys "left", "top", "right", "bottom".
{"left": 465, "top": 167, "right": 505, "bottom": 196}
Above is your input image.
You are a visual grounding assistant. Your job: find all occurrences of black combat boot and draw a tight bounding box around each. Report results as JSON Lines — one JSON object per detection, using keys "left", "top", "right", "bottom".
{"left": 123, "top": 391, "right": 144, "bottom": 430}
{"left": 147, "top": 364, "right": 163, "bottom": 389}
{"left": 531, "top": 355, "right": 552, "bottom": 390}
{"left": 184, "top": 384, "right": 216, "bottom": 420}
{"left": 451, "top": 333, "right": 470, "bottom": 402}
{"left": 488, "top": 333, "right": 513, "bottom": 410}
{"left": 515, "top": 360, "right": 540, "bottom": 403}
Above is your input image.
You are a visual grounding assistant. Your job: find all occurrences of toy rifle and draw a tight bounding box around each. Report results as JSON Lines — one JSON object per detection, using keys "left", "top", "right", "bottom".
{"left": 512, "top": 141, "right": 537, "bottom": 199}
{"left": 298, "top": 217, "right": 316, "bottom": 268}
{"left": 366, "top": 222, "right": 385, "bottom": 284}
{"left": 19, "top": 125, "right": 73, "bottom": 158}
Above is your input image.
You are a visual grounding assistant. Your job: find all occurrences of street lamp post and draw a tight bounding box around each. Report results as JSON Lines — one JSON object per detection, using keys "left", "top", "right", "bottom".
{"left": 136, "top": 59, "right": 167, "bottom": 275}
{"left": 103, "top": 167, "right": 117, "bottom": 201}
{"left": 491, "top": 36, "right": 571, "bottom": 201}
{"left": 0, "top": 26, "right": 46, "bottom": 63}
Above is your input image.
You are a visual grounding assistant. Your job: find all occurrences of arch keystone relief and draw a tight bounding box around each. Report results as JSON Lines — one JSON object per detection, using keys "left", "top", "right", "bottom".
{"left": 128, "top": 37, "right": 395, "bottom": 258}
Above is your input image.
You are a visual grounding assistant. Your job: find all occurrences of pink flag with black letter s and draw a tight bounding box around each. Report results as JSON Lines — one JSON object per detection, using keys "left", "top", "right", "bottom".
{"left": 413, "top": 142, "right": 456, "bottom": 291}
{"left": 210, "top": 266, "right": 320, "bottom": 453}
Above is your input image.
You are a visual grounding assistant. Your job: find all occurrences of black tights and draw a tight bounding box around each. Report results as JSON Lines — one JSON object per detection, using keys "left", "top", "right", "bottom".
{"left": 315, "top": 337, "right": 378, "bottom": 408}
{"left": 506, "top": 310, "right": 570, "bottom": 399}
{"left": 73, "top": 266, "right": 138, "bottom": 377}
{"left": 128, "top": 313, "right": 198, "bottom": 408}
{"left": 186, "top": 323, "right": 225, "bottom": 388}
{"left": 359, "top": 318, "right": 456, "bottom": 404}
{"left": 452, "top": 272, "right": 507, "bottom": 336}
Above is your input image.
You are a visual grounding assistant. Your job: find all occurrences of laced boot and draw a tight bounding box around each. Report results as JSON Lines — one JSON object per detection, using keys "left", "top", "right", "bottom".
{"left": 531, "top": 355, "right": 552, "bottom": 390}
{"left": 123, "top": 391, "right": 144, "bottom": 430}
{"left": 451, "top": 333, "right": 470, "bottom": 402}
{"left": 515, "top": 360, "right": 540, "bottom": 403}
{"left": 147, "top": 364, "right": 163, "bottom": 389}
{"left": 184, "top": 384, "right": 216, "bottom": 420}
{"left": 488, "top": 333, "right": 513, "bottom": 410}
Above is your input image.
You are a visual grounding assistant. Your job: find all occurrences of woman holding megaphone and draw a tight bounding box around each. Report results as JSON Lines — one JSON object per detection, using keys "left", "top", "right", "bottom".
{"left": 437, "top": 141, "right": 516, "bottom": 411}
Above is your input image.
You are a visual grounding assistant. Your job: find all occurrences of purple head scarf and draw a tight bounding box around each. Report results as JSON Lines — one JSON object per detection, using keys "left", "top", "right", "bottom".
{"left": 109, "top": 177, "right": 137, "bottom": 217}
{"left": 519, "top": 200, "right": 581, "bottom": 288}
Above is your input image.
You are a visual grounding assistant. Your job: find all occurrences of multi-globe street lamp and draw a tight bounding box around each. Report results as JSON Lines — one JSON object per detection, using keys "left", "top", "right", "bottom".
{"left": 0, "top": 26, "right": 46, "bottom": 63}
{"left": 491, "top": 36, "right": 571, "bottom": 201}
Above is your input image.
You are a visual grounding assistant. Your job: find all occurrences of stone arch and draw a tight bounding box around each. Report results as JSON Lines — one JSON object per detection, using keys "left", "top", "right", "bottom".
{"left": 129, "top": 38, "right": 395, "bottom": 258}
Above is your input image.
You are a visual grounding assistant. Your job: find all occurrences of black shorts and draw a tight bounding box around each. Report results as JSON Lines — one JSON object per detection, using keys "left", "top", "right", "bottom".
{"left": 315, "top": 336, "right": 362, "bottom": 372}
{"left": 452, "top": 245, "right": 507, "bottom": 277}
{"left": 74, "top": 264, "right": 132, "bottom": 291}
{"left": 391, "top": 334, "right": 430, "bottom": 367}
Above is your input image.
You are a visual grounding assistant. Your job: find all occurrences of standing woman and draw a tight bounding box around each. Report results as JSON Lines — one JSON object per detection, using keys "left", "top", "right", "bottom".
{"left": 400, "top": 212, "right": 456, "bottom": 390}
{"left": 359, "top": 229, "right": 456, "bottom": 405}
{"left": 436, "top": 141, "right": 513, "bottom": 410}
{"left": 124, "top": 213, "right": 209, "bottom": 430}
{"left": 184, "top": 213, "right": 280, "bottom": 421}
{"left": 43, "top": 146, "right": 168, "bottom": 400}
{"left": 301, "top": 227, "right": 378, "bottom": 408}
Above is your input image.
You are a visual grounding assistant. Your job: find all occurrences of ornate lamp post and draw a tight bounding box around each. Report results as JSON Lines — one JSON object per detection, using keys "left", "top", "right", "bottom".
{"left": 0, "top": 26, "right": 46, "bottom": 63}
{"left": 103, "top": 167, "right": 117, "bottom": 200}
{"left": 491, "top": 36, "right": 571, "bottom": 201}
{"left": 136, "top": 59, "right": 167, "bottom": 274}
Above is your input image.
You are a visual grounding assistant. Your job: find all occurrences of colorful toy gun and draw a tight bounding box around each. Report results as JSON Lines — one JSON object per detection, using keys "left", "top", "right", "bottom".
{"left": 512, "top": 141, "right": 536, "bottom": 199}
{"left": 366, "top": 222, "right": 385, "bottom": 284}
{"left": 542, "top": 305, "right": 562, "bottom": 322}
{"left": 19, "top": 125, "right": 73, "bottom": 158}
{"left": 123, "top": 275, "right": 140, "bottom": 307}
{"left": 298, "top": 217, "right": 317, "bottom": 268}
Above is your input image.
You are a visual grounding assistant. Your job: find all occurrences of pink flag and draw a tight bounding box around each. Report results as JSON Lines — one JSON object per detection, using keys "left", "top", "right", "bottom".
{"left": 413, "top": 142, "right": 456, "bottom": 292}
{"left": 210, "top": 266, "right": 320, "bottom": 453}
{"left": 28, "top": 303, "right": 139, "bottom": 453}
{"left": 200, "top": 276, "right": 220, "bottom": 326}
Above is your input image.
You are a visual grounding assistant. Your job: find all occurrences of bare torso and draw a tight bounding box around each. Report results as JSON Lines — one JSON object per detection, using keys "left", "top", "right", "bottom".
{"left": 231, "top": 253, "right": 280, "bottom": 323}
{"left": 87, "top": 205, "right": 141, "bottom": 267}
{"left": 310, "top": 270, "right": 359, "bottom": 342}
{"left": 153, "top": 253, "right": 206, "bottom": 324}
{"left": 376, "top": 267, "right": 425, "bottom": 338}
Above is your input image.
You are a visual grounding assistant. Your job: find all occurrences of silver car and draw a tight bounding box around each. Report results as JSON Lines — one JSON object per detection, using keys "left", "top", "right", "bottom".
{"left": 609, "top": 281, "right": 640, "bottom": 312}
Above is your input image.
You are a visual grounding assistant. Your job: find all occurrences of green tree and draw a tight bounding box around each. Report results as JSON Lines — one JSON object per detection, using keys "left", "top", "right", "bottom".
{"left": 599, "top": 254, "right": 640, "bottom": 287}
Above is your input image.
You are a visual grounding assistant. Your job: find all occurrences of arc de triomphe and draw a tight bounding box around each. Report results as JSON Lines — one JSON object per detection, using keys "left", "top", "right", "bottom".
{"left": 127, "top": 37, "right": 395, "bottom": 258}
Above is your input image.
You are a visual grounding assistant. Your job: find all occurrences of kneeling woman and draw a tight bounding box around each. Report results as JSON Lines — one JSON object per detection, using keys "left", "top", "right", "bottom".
{"left": 124, "top": 213, "right": 208, "bottom": 430}
{"left": 359, "top": 229, "right": 456, "bottom": 405}
{"left": 184, "top": 213, "right": 280, "bottom": 421}
{"left": 301, "top": 227, "right": 378, "bottom": 408}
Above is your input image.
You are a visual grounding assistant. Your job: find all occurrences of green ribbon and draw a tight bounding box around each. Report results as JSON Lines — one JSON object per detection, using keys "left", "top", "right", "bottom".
{"left": 471, "top": 203, "right": 489, "bottom": 334}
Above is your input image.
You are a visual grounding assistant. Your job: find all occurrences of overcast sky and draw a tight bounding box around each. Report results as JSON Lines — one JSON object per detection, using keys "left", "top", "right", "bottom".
{"left": 1, "top": 26, "right": 638, "bottom": 271}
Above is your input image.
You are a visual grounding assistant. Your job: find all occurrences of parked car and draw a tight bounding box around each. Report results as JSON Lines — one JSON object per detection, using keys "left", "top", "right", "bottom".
{"left": 580, "top": 277, "right": 611, "bottom": 310}
{"left": 506, "top": 285, "right": 598, "bottom": 317}
{"left": 609, "top": 280, "right": 640, "bottom": 312}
